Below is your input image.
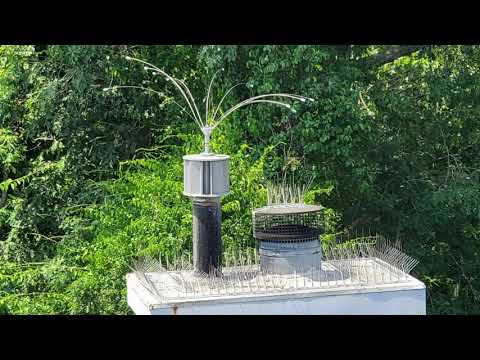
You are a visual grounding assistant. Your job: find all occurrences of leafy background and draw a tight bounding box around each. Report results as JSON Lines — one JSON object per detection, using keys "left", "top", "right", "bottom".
{"left": 1, "top": 45, "right": 479, "bottom": 314}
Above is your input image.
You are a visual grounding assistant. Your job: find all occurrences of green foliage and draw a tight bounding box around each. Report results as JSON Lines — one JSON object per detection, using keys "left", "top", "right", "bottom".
{"left": 0, "top": 143, "right": 292, "bottom": 314}
{"left": 1, "top": 45, "right": 480, "bottom": 314}
{"left": 0, "top": 128, "right": 25, "bottom": 174}
{"left": 0, "top": 45, "right": 200, "bottom": 261}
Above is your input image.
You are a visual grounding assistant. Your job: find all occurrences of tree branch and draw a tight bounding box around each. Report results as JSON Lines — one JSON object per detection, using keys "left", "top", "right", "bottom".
{"left": 34, "top": 45, "right": 48, "bottom": 61}
{"left": 0, "top": 171, "right": 7, "bottom": 208}
{"left": 362, "top": 45, "right": 428, "bottom": 68}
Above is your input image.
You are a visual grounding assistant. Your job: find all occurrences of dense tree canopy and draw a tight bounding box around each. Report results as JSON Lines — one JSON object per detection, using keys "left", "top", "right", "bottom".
{"left": 1, "top": 45, "right": 479, "bottom": 314}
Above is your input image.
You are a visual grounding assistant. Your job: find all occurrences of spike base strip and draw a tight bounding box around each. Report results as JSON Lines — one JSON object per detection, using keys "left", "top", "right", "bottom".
{"left": 131, "top": 258, "right": 417, "bottom": 303}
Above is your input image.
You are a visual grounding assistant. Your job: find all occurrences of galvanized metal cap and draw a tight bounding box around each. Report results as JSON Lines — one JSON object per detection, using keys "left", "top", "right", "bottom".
{"left": 254, "top": 204, "right": 323, "bottom": 215}
{"left": 183, "top": 152, "right": 230, "bottom": 198}
{"left": 183, "top": 154, "right": 230, "bottom": 162}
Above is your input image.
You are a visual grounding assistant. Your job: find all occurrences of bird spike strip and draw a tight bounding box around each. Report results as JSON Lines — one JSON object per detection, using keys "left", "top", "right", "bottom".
{"left": 131, "top": 234, "right": 419, "bottom": 303}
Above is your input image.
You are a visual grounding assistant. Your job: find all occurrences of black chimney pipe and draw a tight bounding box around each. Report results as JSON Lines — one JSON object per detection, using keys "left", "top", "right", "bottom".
{"left": 192, "top": 198, "right": 222, "bottom": 275}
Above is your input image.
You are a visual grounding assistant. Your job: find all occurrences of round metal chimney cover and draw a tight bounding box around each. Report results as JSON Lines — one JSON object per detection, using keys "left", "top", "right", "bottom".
{"left": 254, "top": 204, "right": 323, "bottom": 215}
{"left": 183, "top": 154, "right": 230, "bottom": 162}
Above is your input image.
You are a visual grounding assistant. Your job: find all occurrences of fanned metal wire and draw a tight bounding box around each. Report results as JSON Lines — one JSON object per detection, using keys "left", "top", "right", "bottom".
{"left": 131, "top": 234, "right": 419, "bottom": 304}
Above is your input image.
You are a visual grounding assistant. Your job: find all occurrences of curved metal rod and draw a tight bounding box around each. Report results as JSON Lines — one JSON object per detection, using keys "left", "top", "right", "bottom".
{"left": 215, "top": 98, "right": 297, "bottom": 128}
{"left": 175, "top": 77, "right": 205, "bottom": 128}
{"left": 143, "top": 66, "right": 205, "bottom": 127}
{"left": 104, "top": 85, "right": 203, "bottom": 129}
{"left": 127, "top": 57, "right": 204, "bottom": 127}
{"left": 205, "top": 69, "right": 224, "bottom": 126}
{"left": 144, "top": 66, "right": 205, "bottom": 128}
{"left": 116, "top": 56, "right": 315, "bottom": 151}
{"left": 211, "top": 82, "right": 245, "bottom": 127}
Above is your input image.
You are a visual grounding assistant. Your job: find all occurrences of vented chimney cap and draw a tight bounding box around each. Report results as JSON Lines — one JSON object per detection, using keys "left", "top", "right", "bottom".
{"left": 183, "top": 153, "right": 230, "bottom": 198}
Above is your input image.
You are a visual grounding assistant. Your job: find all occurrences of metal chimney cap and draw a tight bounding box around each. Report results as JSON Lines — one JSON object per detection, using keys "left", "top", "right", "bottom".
{"left": 183, "top": 153, "right": 230, "bottom": 198}
{"left": 183, "top": 154, "right": 230, "bottom": 162}
{"left": 254, "top": 204, "right": 323, "bottom": 215}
